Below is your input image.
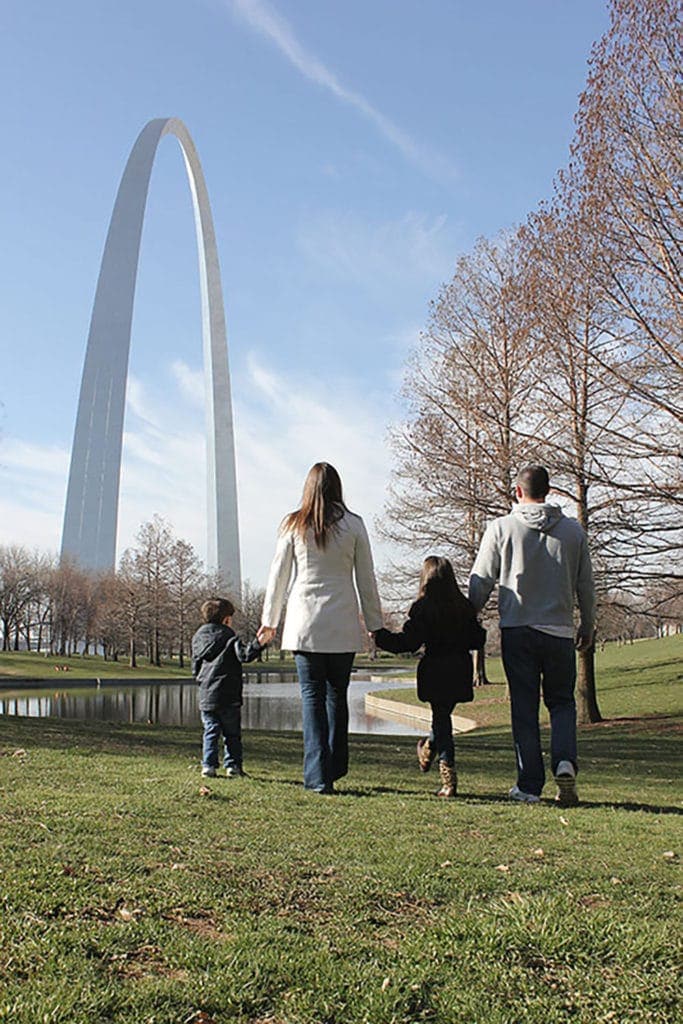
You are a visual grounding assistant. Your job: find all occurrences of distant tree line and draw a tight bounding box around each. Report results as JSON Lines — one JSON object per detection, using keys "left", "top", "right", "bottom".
{"left": 381, "top": 0, "right": 682, "bottom": 721}
{"left": 0, "top": 516, "right": 266, "bottom": 669}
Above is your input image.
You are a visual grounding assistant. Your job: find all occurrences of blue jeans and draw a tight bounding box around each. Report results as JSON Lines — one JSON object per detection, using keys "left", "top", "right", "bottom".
{"left": 430, "top": 701, "right": 456, "bottom": 766}
{"left": 294, "top": 652, "right": 355, "bottom": 793}
{"left": 501, "top": 627, "right": 577, "bottom": 796}
{"left": 200, "top": 705, "right": 242, "bottom": 770}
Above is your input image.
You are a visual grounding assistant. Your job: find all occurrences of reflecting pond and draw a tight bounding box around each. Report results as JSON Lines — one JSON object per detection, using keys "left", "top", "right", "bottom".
{"left": 0, "top": 674, "right": 422, "bottom": 736}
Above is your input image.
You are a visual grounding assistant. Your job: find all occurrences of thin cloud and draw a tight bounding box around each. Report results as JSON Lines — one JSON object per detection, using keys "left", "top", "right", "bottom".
{"left": 296, "top": 210, "right": 457, "bottom": 290}
{"left": 228, "top": 0, "right": 457, "bottom": 181}
{"left": 0, "top": 358, "right": 400, "bottom": 584}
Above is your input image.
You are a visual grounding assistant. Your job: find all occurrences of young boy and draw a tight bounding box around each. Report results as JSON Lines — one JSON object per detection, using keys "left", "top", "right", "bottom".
{"left": 191, "top": 597, "right": 264, "bottom": 778}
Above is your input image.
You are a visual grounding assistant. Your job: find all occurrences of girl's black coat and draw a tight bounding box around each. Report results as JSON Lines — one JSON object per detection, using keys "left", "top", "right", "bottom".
{"left": 374, "top": 600, "right": 486, "bottom": 704}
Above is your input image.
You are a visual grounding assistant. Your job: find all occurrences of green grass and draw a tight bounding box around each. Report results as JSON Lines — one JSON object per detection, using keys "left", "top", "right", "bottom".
{"left": 0, "top": 651, "right": 194, "bottom": 680}
{"left": 0, "top": 649, "right": 412, "bottom": 681}
{"left": 373, "top": 636, "right": 683, "bottom": 729}
{"left": 0, "top": 647, "right": 681, "bottom": 1024}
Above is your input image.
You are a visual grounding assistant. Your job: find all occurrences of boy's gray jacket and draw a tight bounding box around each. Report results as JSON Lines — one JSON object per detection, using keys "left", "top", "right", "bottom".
{"left": 468, "top": 504, "right": 595, "bottom": 632}
{"left": 191, "top": 623, "right": 262, "bottom": 710}
{"left": 262, "top": 511, "right": 383, "bottom": 652}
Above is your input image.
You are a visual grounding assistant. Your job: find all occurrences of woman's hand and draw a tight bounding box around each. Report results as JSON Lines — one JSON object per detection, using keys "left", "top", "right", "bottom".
{"left": 258, "top": 625, "right": 276, "bottom": 645}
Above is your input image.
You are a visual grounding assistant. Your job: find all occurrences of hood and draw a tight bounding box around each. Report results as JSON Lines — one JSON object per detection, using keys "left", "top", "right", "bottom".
{"left": 191, "top": 622, "right": 231, "bottom": 661}
{"left": 512, "top": 502, "right": 565, "bottom": 533}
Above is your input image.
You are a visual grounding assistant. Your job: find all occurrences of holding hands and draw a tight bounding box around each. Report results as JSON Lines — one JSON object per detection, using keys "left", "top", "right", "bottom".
{"left": 257, "top": 625, "right": 276, "bottom": 646}
{"left": 575, "top": 628, "right": 594, "bottom": 652}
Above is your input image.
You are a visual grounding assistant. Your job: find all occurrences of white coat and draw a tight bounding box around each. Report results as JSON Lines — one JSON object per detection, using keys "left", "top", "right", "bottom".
{"left": 262, "top": 511, "right": 384, "bottom": 653}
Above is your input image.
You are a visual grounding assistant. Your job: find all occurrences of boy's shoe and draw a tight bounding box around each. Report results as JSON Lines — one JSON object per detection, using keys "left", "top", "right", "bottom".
{"left": 226, "top": 766, "right": 246, "bottom": 778}
{"left": 508, "top": 785, "right": 540, "bottom": 803}
{"left": 201, "top": 767, "right": 217, "bottom": 778}
{"left": 554, "top": 760, "right": 579, "bottom": 806}
{"left": 416, "top": 737, "right": 436, "bottom": 773}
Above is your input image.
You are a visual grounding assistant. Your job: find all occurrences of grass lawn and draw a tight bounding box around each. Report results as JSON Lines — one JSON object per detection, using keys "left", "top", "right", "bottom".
{"left": 0, "top": 650, "right": 412, "bottom": 681}
{"left": 0, "top": 641, "right": 681, "bottom": 1023}
{"left": 373, "top": 636, "right": 683, "bottom": 729}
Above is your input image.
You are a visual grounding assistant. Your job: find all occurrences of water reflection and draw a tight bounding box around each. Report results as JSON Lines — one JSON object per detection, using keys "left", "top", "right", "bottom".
{"left": 0, "top": 676, "right": 421, "bottom": 736}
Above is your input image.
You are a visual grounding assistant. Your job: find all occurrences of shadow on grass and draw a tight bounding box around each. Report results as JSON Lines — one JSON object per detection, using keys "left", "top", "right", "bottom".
{"left": 451, "top": 791, "right": 683, "bottom": 816}
{"left": 2, "top": 716, "right": 681, "bottom": 816}
{"left": 600, "top": 657, "right": 682, "bottom": 681}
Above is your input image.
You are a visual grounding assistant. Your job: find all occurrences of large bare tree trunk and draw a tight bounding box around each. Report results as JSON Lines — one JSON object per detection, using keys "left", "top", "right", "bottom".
{"left": 577, "top": 643, "right": 602, "bottom": 723}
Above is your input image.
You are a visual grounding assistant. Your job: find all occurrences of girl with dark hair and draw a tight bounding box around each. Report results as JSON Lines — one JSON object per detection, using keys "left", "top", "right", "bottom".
{"left": 374, "top": 556, "right": 485, "bottom": 798}
{"left": 259, "top": 463, "right": 383, "bottom": 794}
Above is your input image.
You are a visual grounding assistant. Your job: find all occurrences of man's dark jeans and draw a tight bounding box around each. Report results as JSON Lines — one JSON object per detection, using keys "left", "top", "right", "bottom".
{"left": 501, "top": 626, "right": 577, "bottom": 796}
{"left": 294, "top": 652, "right": 355, "bottom": 793}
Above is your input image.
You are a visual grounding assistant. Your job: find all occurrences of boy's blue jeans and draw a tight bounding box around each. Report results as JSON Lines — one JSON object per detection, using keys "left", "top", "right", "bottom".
{"left": 200, "top": 705, "right": 242, "bottom": 770}
{"left": 430, "top": 701, "right": 456, "bottom": 766}
{"left": 294, "top": 652, "right": 355, "bottom": 792}
{"left": 501, "top": 626, "right": 577, "bottom": 796}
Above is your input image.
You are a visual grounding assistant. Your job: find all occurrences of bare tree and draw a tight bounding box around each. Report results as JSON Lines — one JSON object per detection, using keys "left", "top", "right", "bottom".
{"left": 519, "top": 206, "right": 638, "bottom": 721}
{"left": 381, "top": 233, "right": 542, "bottom": 682}
{"left": 94, "top": 572, "right": 127, "bottom": 661}
{"left": 233, "top": 580, "right": 265, "bottom": 660}
{"left": 22, "top": 552, "right": 53, "bottom": 653}
{"left": 131, "top": 516, "right": 173, "bottom": 667}
{"left": 0, "top": 546, "right": 33, "bottom": 651}
{"left": 572, "top": 0, "right": 682, "bottom": 413}
{"left": 47, "top": 559, "right": 93, "bottom": 656}
{"left": 116, "top": 552, "right": 147, "bottom": 669}
{"left": 168, "top": 538, "right": 204, "bottom": 669}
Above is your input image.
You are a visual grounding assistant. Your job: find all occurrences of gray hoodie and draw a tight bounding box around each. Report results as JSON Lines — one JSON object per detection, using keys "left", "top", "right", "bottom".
{"left": 468, "top": 503, "right": 595, "bottom": 632}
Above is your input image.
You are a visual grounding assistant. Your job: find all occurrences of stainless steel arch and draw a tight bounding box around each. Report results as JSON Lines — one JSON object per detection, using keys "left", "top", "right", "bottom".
{"left": 61, "top": 118, "right": 241, "bottom": 594}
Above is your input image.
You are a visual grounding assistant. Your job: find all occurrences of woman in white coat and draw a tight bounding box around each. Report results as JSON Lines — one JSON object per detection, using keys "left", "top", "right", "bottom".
{"left": 259, "top": 463, "right": 383, "bottom": 793}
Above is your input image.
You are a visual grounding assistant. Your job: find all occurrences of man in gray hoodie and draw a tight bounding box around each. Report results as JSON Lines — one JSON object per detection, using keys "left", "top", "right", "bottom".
{"left": 469, "top": 466, "right": 595, "bottom": 806}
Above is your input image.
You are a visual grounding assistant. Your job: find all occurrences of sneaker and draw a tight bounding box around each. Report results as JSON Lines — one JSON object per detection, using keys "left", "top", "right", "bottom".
{"left": 226, "top": 766, "right": 246, "bottom": 778}
{"left": 508, "top": 785, "right": 540, "bottom": 803}
{"left": 554, "top": 760, "right": 579, "bottom": 806}
{"left": 201, "top": 767, "right": 217, "bottom": 778}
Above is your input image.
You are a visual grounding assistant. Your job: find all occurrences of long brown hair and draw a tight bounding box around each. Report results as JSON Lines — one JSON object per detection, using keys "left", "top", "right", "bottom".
{"left": 282, "top": 463, "right": 349, "bottom": 548}
{"left": 415, "top": 556, "right": 473, "bottom": 633}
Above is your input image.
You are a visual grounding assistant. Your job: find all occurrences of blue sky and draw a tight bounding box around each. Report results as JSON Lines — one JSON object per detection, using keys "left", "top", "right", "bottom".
{"left": 0, "top": 0, "right": 609, "bottom": 585}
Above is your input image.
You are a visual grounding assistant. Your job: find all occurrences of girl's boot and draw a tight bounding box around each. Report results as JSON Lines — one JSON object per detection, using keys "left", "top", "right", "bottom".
{"left": 436, "top": 761, "right": 457, "bottom": 798}
{"left": 416, "top": 737, "right": 436, "bottom": 773}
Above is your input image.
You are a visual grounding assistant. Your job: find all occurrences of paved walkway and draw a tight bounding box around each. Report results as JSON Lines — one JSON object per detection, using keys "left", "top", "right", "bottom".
{"left": 364, "top": 690, "right": 477, "bottom": 733}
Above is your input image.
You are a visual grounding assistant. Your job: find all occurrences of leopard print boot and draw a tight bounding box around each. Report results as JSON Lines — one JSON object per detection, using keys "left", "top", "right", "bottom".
{"left": 416, "top": 737, "right": 436, "bottom": 773}
{"left": 436, "top": 761, "right": 457, "bottom": 798}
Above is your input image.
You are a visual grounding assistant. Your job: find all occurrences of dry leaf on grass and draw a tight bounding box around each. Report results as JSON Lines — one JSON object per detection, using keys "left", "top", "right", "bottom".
{"left": 118, "top": 905, "right": 143, "bottom": 921}
{"left": 184, "top": 1012, "right": 217, "bottom": 1024}
{"left": 505, "top": 891, "right": 525, "bottom": 905}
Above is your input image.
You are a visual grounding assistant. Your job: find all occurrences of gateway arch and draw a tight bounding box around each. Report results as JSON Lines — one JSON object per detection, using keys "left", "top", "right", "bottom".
{"left": 61, "top": 118, "right": 241, "bottom": 594}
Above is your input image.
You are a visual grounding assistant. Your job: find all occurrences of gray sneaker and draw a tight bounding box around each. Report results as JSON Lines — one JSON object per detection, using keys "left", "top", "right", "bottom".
{"left": 554, "top": 760, "right": 579, "bottom": 806}
{"left": 226, "top": 766, "right": 246, "bottom": 778}
{"left": 201, "top": 767, "right": 217, "bottom": 778}
{"left": 509, "top": 784, "right": 540, "bottom": 803}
